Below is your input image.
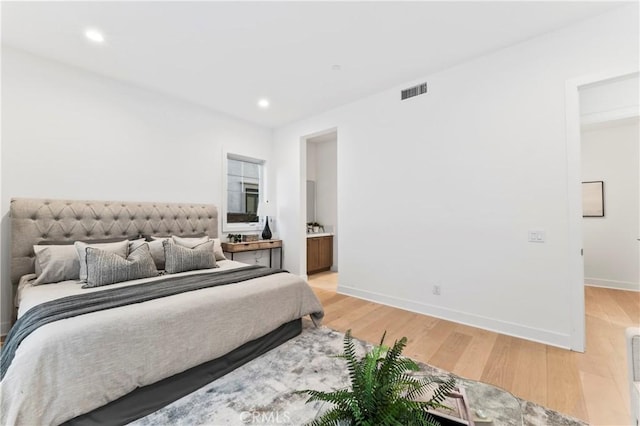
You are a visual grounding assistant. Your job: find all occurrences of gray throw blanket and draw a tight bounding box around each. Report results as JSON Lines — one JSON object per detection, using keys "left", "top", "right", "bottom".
{"left": 1, "top": 265, "right": 284, "bottom": 379}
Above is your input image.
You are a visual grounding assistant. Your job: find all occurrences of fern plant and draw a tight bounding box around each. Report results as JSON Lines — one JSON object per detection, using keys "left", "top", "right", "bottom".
{"left": 299, "top": 330, "right": 456, "bottom": 426}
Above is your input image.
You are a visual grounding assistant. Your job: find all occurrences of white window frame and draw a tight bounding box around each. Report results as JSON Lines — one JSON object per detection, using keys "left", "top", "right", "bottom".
{"left": 222, "top": 152, "right": 266, "bottom": 233}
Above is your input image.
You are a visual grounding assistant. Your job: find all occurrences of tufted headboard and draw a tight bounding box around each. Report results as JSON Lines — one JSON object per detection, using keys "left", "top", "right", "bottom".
{"left": 10, "top": 198, "right": 219, "bottom": 287}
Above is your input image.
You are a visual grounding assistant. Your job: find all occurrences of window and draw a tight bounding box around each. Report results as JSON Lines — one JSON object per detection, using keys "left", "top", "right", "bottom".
{"left": 224, "top": 153, "right": 265, "bottom": 232}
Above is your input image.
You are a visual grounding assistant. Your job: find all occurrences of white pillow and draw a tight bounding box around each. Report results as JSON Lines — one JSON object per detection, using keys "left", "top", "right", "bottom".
{"left": 148, "top": 238, "right": 168, "bottom": 270}
{"left": 211, "top": 238, "right": 226, "bottom": 261}
{"left": 33, "top": 245, "right": 80, "bottom": 285}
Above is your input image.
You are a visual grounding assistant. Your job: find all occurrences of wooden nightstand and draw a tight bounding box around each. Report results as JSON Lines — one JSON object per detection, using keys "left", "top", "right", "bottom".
{"left": 221, "top": 239, "right": 283, "bottom": 268}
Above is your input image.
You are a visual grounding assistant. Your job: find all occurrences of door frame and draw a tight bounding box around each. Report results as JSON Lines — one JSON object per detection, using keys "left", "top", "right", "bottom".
{"left": 564, "top": 68, "right": 638, "bottom": 352}
{"left": 300, "top": 127, "right": 338, "bottom": 279}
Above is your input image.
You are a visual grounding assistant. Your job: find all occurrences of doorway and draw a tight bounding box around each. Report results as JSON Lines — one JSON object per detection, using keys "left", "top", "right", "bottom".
{"left": 566, "top": 70, "right": 639, "bottom": 352}
{"left": 580, "top": 76, "right": 639, "bottom": 291}
{"left": 304, "top": 129, "right": 338, "bottom": 289}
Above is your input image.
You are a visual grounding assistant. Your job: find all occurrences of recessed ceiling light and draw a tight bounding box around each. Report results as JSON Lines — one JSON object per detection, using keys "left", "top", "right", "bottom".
{"left": 332, "top": 64, "right": 342, "bottom": 71}
{"left": 85, "top": 29, "right": 105, "bottom": 44}
{"left": 257, "top": 99, "right": 270, "bottom": 109}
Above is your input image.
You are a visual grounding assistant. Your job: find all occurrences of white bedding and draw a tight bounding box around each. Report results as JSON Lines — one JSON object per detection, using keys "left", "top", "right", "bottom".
{"left": 2, "top": 261, "right": 324, "bottom": 425}
{"left": 15, "top": 259, "right": 251, "bottom": 316}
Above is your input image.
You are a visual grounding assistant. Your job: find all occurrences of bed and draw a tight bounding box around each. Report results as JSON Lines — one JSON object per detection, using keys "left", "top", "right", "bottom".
{"left": 1, "top": 198, "right": 324, "bottom": 425}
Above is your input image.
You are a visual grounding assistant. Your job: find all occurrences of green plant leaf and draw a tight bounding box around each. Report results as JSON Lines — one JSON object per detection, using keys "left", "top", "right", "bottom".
{"left": 300, "top": 330, "right": 457, "bottom": 426}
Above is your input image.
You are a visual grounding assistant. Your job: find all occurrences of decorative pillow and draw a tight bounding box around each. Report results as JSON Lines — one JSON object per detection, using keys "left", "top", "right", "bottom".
{"left": 172, "top": 235, "right": 226, "bottom": 261}
{"left": 128, "top": 238, "right": 147, "bottom": 251}
{"left": 149, "top": 235, "right": 209, "bottom": 270}
{"left": 163, "top": 240, "right": 216, "bottom": 274}
{"left": 33, "top": 245, "right": 80, "bottom": 285}
{"left": 83, "top": 243, "right": 158, "bottom": 288}
{"left": 148, "top": 239, "right": 168, "bottom": 270}
{"left": 75, "top": 240, "right": 130, "bottom": 282}
{"left": 171, "top": 235, "right": 209, "bottom": 248}
{"left": 211, "top": 238, "right": 226, "bottom": 261}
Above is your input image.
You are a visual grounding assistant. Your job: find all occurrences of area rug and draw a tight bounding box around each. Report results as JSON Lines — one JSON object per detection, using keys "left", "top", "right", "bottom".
{"left": 131, "top": 322, "right": 587, "bottom": 426}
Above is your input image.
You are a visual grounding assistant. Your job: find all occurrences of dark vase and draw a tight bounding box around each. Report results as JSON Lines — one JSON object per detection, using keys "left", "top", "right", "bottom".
{"left": 262, "top": 216, "right": 272, "bottom": 240}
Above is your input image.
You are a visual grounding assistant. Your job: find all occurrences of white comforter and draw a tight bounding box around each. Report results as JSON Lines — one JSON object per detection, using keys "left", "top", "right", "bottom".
{"left": 1, "top": 261, "right": 324, "bottom": 425}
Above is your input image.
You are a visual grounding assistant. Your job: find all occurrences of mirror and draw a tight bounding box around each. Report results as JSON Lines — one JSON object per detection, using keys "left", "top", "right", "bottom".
{"left": 222, "top": 153, "right": 264, "bottom": 232}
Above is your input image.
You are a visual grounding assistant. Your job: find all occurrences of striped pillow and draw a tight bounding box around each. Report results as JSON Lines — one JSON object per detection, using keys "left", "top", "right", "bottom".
{"left": 83, "top": 242, "right": 158, "bottom": 288}
{"left": 149, "top": 235, "right": 209, "bottom": 270}
{"left": 163, "top": 240, "right": 217, "bottom": 274}
{"left": 75, "top": 240, "right": 130, "bottom": 282}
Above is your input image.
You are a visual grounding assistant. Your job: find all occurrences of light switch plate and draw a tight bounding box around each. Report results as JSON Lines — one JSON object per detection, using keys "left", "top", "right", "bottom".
{"left": 528, "top": 230, "right": 546, "bottom": 243}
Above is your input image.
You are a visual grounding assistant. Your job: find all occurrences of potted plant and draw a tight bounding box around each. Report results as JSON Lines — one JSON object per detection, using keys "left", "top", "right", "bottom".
{"left": 309, "top": 222, "right": 323, "bottom": 233}
{"left": 227, "top": 234, "right": 242, "bottom": 243}
{"left": 299, "top": 330, "right": 457, "bottom": 426}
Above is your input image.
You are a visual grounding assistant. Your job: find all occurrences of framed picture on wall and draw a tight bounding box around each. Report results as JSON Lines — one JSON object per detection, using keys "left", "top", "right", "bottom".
{"left": 582, "top": 181, "right": 604, "bottom": 217}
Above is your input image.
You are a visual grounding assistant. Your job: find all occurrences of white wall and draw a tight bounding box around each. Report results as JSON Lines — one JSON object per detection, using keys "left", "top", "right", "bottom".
{"left": 306, "top": 142, "right": 318, "bottom": 224}
{"left": 274, "top": 5, "right": 639, "bottom": 349}
{"left": 1, "top": 47, "right": 274, "bottom": 334}
{"left": 581, "top": 119, "right": 639, "bottom": 291}
{"left": 306, "top": 142, "right": 317, "bottom": 182}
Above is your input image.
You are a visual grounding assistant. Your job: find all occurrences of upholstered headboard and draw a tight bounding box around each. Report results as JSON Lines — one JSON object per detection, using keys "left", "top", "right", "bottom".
{"left": 10, "top": 198, "right": 219, "bottom": 287}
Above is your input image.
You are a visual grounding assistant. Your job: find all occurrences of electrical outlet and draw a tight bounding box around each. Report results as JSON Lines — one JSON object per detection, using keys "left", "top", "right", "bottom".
{"left": 432, "top": 285, "right": 441, "bottom": 296}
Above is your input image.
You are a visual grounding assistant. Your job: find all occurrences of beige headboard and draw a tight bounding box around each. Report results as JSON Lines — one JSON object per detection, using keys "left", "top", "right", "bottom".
{"left": 10, "top": 198, "right": 219, "bottom": 287}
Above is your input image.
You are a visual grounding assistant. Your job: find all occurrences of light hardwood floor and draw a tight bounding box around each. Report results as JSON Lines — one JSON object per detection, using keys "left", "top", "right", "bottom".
{"left": 308, "top": 272, "right": 639, "bottom": 426}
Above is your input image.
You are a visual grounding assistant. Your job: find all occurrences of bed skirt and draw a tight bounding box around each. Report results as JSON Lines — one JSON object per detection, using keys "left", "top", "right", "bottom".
{"left": 64, "top": 318, "right": 303, "bottom": 426}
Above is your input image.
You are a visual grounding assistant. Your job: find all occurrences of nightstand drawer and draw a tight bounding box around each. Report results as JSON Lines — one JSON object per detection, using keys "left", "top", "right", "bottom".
{"left": 258, "top": 240, "right": 282, "bottom": 249}
{"left": 221, "top": 239, "right": 283, "bottom": 268}
{"left": 222, "top": 242, "right": 258, "bottom": 252}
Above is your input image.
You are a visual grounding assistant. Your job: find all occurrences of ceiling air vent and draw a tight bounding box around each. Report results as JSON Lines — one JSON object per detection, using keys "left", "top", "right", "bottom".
{"left": 401, "top": 82, "right": 428, "bottom": 100}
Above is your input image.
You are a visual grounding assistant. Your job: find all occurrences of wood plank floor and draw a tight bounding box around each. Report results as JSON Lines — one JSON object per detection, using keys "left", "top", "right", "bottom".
{"left": 308, "top": 272, "right": 639, "bottom": 425}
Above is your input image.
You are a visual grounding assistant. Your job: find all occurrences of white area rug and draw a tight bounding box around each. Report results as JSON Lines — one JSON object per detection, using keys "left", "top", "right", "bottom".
{"left": 131, "top": 321, "right": 587, "bottom": 426}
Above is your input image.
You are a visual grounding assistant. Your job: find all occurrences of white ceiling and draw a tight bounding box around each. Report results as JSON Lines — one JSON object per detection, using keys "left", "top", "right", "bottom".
{"left": 1, "top": 1, "right": 626, "bottom": 128}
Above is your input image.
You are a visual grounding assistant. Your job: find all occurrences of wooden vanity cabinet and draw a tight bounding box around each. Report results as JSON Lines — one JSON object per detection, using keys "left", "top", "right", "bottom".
{"left": 307, "top": 235, "right": 333, "bottom": 274}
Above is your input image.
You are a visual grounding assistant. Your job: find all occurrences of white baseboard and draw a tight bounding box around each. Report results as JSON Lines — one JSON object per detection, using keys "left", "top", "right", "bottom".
{"left": 337, "top": 285, "right": 572, "bottom": 350}
{"left": 585, "top": 278, "right": 639, "bottom": 292}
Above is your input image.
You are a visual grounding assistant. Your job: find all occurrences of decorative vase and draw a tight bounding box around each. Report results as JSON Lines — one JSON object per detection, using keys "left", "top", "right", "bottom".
{"left": 262, "top": 217, "right": 272, "bottom": 240}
